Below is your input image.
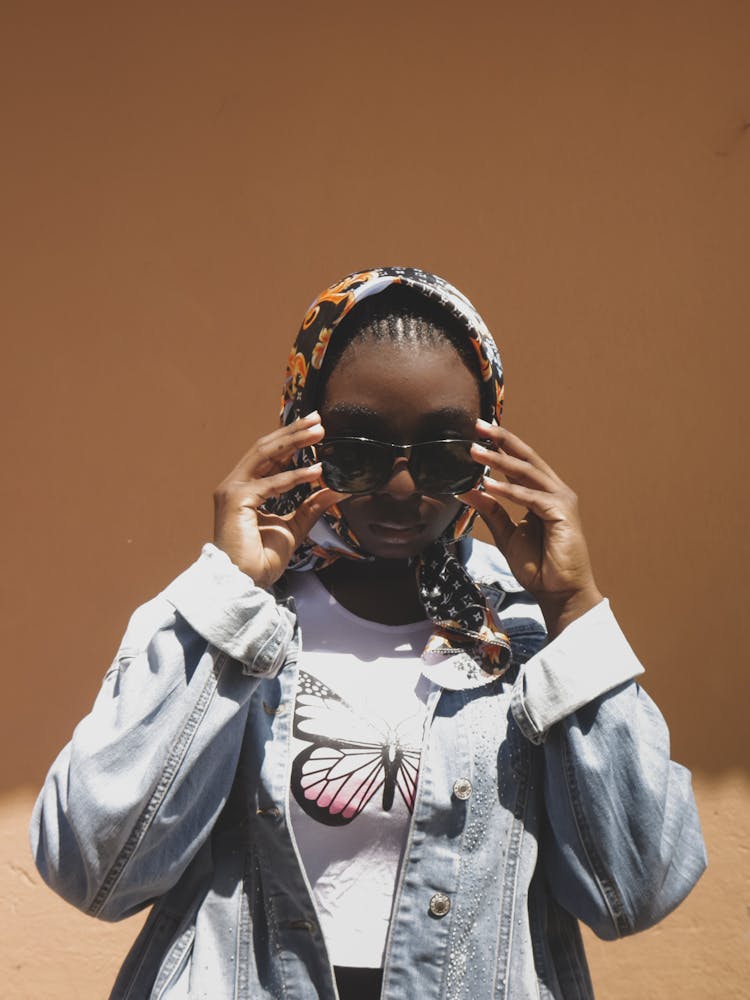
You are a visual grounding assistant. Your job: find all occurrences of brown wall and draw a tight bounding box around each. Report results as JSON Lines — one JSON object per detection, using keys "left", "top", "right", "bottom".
{"left": 2, "top": 2, "right": 748, "bottom": 996}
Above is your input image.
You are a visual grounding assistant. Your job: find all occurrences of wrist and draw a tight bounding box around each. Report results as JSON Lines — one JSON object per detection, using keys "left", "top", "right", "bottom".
{"left": 535, "top": 584, "right": 604, "bottom": 640}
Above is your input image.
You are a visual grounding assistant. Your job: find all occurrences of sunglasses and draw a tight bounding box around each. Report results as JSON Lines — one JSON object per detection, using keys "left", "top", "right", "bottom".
{"left": 312, "top": 436, "right": 488, "bottom": 496}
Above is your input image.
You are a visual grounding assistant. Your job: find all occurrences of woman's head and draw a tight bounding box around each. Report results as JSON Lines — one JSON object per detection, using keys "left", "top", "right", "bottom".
{"left": 270, "top": 267, "right": 512, "bottom": 670}
{"left": 282, "top": 268, "right": 503, "bottom": 422}
{"left": 276, "top": 267, "right": 505, "bottom": 561}
{"left": 316, "top": 288, "right": 484, "bottom": 557}
{"left": 316, "top": 284, "right": 485, "bottom": 409}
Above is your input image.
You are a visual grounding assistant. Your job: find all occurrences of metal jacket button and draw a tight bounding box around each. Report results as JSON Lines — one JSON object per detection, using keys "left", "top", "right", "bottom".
{"left": 452, "top": 777, "right": 472, "bottom": 800}
{"left": 429, "top": 892, "right": 451, "bottom": 917}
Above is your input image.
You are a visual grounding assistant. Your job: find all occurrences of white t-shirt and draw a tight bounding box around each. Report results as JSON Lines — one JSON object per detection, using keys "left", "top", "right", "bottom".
{"left": 286, "top": 571, "right": 434, "bottom": 968}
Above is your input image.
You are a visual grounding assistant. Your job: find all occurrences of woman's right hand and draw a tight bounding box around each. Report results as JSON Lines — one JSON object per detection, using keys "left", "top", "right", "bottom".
{"left": 213, "top": 412, "right": 346, "bottom": 588}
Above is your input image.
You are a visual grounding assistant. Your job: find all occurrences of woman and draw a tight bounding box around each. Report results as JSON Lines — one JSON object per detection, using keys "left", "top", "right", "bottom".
{"left": 31, "top": 267, "right": 706, "bottom": 999}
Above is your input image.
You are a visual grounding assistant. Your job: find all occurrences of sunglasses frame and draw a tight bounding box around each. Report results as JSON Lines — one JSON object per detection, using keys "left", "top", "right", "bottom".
{"left": 311, "top": 436, "right": 490, "bottom": 496}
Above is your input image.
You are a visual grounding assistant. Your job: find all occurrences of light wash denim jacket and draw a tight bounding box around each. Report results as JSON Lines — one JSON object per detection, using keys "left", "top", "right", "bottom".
{"left": 30, "top": 540, "right": 706, "bottom": 1000}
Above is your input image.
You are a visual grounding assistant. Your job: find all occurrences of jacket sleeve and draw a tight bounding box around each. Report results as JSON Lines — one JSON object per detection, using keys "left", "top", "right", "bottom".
{"left": 510, "top": 599, "right": 707, "bottom": 939}
{"left": 30, "top": 544, "right": 296, "bottom": 922}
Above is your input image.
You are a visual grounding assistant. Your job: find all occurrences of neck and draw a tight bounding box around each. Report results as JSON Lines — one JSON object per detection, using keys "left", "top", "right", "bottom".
{"left": 317, "top": 557, "right": 426, "bottom": 625}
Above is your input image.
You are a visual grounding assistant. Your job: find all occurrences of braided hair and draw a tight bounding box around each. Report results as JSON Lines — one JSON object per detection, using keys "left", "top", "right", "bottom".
{"left": 317, "top": 284, "right": 482, "bottom": 408}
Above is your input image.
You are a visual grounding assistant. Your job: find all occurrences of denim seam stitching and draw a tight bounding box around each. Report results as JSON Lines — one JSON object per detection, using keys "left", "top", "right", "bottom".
{"left": 117, "top": 911, "right": 178, "bottom": 1000}
{"left": 560, "top": 733, "right": 630, "bottom": 937}
{"left": 381, "top": 686, "right": 442, "bottom": 997}
{"left": 86, "top": 654, "right": 226, "bottom": 917}
{"left": 435, "top": 689, "right": 470, "bottom": 999}
{"left": 510, "top": 680, "right": 544, "bottom": 745}
{"left": 250, "top": 616, "right": 288, "bottom": 675}
{"left": 528, "top": 878, "right": 555, "bottom": 1000}
{"left": 496, "top": 734, "right": 531, "bottom": 999}
{"left": 235, "top": 859, "right": 251, "bottom": 1000}
{"left": 152, "top": 925, "right": 195, "bottom": 999}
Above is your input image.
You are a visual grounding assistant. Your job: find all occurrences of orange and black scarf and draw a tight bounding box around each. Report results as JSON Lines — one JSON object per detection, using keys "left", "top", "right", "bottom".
{"left": 268, "top": 267, "right": 512, "bottom": 675}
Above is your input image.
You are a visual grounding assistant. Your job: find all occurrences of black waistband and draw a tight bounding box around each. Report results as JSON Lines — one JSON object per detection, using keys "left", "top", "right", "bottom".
{"left": 333, "top": 965, "right": 383, "bottom": 1000}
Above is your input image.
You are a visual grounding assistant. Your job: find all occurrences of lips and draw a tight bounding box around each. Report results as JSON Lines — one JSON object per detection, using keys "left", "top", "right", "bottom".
{"left": 371, "top": 521, "right": 423, "bottom": 531}
{"left": 368, "top": 521, "right": 426, "bottom": 542}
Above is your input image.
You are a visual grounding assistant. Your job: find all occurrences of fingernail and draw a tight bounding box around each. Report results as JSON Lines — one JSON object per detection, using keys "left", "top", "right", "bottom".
{"left": 304, "top": 410, "right": 321, "bottom": 421}
{"left": 476, "top": 418, "right": 494, "bottom": 430}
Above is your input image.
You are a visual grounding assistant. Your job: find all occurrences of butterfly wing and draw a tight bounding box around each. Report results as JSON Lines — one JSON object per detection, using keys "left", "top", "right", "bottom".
{"left": 292, "top": 742, "right": 387, "bottom": 826}
{"left": 395, "top": 747, "right": 420, "bottom": 812}
{"left": 291, "top": 671, "right": 422, "bottom": 825}
{"left": 293, "top": 672, "right": 380, "bottom": 745}
{"left": 292, "top": 672, "right": 388, "bottom": 825}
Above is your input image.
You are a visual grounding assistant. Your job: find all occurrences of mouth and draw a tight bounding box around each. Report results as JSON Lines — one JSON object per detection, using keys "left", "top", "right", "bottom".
{"left": 368, "top": 521, "right": 426, "bottom": 544}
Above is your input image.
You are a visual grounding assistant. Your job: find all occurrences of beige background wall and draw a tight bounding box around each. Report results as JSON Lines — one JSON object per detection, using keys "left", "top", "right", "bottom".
{"left": 2, "top": 2, "right": 748, "bottom": 997}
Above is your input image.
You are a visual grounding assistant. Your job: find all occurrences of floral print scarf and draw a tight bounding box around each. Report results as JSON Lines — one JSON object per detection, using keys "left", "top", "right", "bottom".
{"left": 269, "top": 267, "right": 512, "bottom": 675}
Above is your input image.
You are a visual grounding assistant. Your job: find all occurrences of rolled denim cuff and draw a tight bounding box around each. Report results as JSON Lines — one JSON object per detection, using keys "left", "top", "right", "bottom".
{"left": 511, "top": 599, "right": 645, "bottom": 744}
{"left": 162, "top": 543, "right": 295, "bottom": 676}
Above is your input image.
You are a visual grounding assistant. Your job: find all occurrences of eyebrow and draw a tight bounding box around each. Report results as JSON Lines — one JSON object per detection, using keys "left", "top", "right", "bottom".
{"left": 420, "top": 406, "right": 478, "bottom": 426}
{"left": 322, "top": 403, "right": 383, "bottom": 422}
{"left": 322, "top": 403, "right": 478, "bottom": 432}
{"left": 326, "top": 403, "right": 474, "bottom": 422}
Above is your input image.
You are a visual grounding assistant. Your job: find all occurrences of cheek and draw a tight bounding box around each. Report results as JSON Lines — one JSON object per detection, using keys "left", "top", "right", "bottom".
{"left": 429, "top": 497, "right": 463, "bottom": 533}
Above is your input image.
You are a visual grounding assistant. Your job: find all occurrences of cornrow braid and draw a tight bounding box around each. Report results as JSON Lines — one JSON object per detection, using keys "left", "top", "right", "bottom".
{"left": 318, "top": 284, "right": 482, "bottom": 407}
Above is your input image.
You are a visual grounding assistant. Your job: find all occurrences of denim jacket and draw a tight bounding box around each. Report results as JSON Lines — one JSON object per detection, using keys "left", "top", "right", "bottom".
{"left": 30, "top": 540, "right": 706, "bottom": 999}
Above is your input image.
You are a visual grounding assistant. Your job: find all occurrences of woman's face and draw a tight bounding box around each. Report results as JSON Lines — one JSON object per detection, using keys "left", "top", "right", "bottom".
{"left": 320, "top": 338, "right": 482, "bottom": 559}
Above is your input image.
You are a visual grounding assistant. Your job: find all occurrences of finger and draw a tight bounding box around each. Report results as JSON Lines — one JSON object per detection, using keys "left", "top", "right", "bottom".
{"left": 224, "top": 417, "right": 325, "bottom": 482}
{"left": 461, "top": 487, "right": 517, "bottom": 551}
{"left": 481, "top": 476, "right": 567, "bottom": 523}
{"left": 471, "top": 442, "right": 558, "bottom": 493}
{"left": 242, "top": 462, "right": 324, "bottom": 505}
{"left": 288, "top": 487, "right": 352, "bottom": 545}
{"left": 476, "top": 419, "right": 562, "bottom": 483}
{"left": 252, "top": 415, "right": 325, "bottom": 475}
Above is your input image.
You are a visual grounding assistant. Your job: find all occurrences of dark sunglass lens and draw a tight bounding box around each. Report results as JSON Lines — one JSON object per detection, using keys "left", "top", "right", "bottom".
{"left": 413, "top": 441, "right": 483, "bottom": 494}
{"left": 317, "top": 440, "right": 390, "bottom": 494}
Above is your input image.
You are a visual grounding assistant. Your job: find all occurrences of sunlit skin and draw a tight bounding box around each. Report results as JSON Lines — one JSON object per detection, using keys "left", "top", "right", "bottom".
{"left": 315, "top": 341, "right": 480, "bottom": 622}
{"left": 320, "top": 343, "right": 479, "bottom": 557}
{"left": 213, "top": 339, "right": 602, "bottom": 636}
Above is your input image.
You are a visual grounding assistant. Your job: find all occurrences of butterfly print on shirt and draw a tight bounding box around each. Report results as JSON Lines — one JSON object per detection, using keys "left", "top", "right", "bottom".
{"left": 291, "top": 671, "right": 422, "bottom": 827}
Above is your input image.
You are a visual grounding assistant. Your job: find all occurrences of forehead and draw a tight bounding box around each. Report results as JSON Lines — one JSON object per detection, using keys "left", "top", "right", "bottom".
{"left": 320, "top": 339, "right": 481, "bottom": 429}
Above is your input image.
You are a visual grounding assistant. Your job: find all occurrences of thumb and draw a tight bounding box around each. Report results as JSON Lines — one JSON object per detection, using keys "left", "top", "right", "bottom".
{"left": 289, "top": 487, "right": 351, "bottom": 546}
{"left": 462, "top": 488, "right": 517, "bottom": 553}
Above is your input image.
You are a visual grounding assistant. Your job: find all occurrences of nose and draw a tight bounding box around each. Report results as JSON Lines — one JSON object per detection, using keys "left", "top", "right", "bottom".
{"left": 380, "top": 456, "right": 419, "bottom": 499}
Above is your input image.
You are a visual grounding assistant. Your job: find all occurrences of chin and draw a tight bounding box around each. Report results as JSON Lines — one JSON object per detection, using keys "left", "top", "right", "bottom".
{"left": 361, "top": 540, "right": 430, "bottom": 561}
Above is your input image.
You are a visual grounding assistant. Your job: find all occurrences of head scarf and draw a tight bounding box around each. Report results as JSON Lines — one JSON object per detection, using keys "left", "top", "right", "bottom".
{"left": 269, "top": 266, "right": 512, "bottom": 676}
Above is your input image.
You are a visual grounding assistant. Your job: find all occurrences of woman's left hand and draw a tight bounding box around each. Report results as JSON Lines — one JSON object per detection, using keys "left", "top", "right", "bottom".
{"left": 464, "top": 419, "right": 603, "bottom": 638}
